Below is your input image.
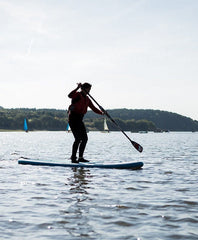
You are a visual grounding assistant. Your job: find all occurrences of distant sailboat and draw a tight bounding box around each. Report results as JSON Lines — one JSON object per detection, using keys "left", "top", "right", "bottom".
{"left": 66, "top": 122, "right": 71, "bottom": 132}
{"left": 103, "top": 118, "right": 109, "bottom": 133}
{"left": 24, "top": 118, "right": 28, "bottom": 132}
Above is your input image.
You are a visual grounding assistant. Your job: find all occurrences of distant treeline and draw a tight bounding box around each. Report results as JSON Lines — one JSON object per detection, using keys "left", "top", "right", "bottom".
{"left": 86, "top": 109, "right": 198, "bottom": 131}
{"left": 0, "top": 107, "right": 198, "bottom": 131}
{"left": 0, "top": 108, "right": 67, "bottom": 131}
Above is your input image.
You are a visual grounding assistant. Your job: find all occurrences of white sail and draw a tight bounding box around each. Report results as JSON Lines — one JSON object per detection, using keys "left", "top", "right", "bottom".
{"left": 104, "top": 118, "right": 109, "bottom": 131}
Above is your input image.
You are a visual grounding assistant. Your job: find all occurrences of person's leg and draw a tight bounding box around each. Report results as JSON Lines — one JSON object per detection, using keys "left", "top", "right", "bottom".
{"left": 77, "top": 121, "right": 89, "bottom": 162}
{"left": 78, "top": 123, "right": 88, "bottom": 158}
{"left": 69, "top": 115, "right": 82, "bottom": 162}
{"left": 71, "top": 138, "right": 80, "bottom": 161}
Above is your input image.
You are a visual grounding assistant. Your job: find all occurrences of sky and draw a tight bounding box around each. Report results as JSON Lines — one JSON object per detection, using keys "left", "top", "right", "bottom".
{"left": 1, "top": 0, "right": 198, "bottom": 120}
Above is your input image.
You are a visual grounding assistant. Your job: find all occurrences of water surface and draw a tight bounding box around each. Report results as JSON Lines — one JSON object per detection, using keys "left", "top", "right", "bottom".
{"left": 0, "top": 131, "right": 198, "bottom": 239}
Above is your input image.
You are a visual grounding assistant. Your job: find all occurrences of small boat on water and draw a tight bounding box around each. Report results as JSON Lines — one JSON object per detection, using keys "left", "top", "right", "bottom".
{"left": 66, "top": 122, "right": 71, "bottom": 132}
{"left": 24, "top": 118, "right": 28, "bottom": 132}
{"left": 138, "top": 131, "right": 148, "bottom": 134}
{"left": 102, "top": 118, "right": 110, "bottom": 133}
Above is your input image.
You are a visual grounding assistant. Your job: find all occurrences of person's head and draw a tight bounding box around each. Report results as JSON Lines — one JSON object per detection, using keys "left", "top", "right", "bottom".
{"left": 81, "top": 82, "right": 92, "bottom": 94}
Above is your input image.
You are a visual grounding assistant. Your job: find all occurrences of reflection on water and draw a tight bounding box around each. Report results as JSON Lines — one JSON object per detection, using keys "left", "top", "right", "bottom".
{"left": 60, "top": 168, "right": 96, "bottom": 239}
{"left": 67, "top": 168, "right": 91, "bottom": 196}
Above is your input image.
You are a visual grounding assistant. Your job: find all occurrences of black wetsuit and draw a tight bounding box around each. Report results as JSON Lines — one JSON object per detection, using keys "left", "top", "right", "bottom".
{"left": 69, "top": 112, "right": 88, "bottom": 159}
{"left": 68, "top": 90, "right": 102, "bottom": 160}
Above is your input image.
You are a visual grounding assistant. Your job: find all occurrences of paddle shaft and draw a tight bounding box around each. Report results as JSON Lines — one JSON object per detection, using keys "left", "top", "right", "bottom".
{"left": 85, "top": 90, "right": 143, "bottom": 153}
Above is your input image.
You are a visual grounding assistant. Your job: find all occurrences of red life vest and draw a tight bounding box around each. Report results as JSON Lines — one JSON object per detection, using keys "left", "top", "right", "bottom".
{"left": 69, "top": 92, "right": 89, "bottom": 114}
{"left": 69, "top": 91, "right": 102, "bottom": 115}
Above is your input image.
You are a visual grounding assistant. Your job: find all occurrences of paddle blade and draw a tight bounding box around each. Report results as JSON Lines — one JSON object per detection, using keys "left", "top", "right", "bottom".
{"left": 132, "top": 141, "right": 143, "bottom": 153}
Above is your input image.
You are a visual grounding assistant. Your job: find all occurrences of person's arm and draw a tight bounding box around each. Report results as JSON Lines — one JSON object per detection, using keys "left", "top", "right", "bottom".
{"left": 88, "top": 99, "right": 103, "bottom": 115}
{"left": 68, "top": 83, "right": 81, "bottom": 98}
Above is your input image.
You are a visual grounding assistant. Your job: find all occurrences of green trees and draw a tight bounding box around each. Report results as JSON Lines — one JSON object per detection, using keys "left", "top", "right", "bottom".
{"left": 0, "top": 108, "right": 197, "bottom": 131}
{"left": 0, "top": 108, "right": 67, "bottom": 131}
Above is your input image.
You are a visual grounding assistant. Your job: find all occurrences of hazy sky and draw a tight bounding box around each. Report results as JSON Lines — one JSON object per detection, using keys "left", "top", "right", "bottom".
{"left": 1, "top": 0, "right": 198, "bottom": 120}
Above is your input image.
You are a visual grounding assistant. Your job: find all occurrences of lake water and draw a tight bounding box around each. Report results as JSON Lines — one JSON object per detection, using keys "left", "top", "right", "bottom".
{"left": 0, "top": 131, "right": 198, "bottom": 240}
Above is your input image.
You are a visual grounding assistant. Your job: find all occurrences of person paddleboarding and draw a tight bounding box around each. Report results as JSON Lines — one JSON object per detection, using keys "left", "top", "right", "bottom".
{"left": 68, "top": 83, "right": 104, "bottom": 163}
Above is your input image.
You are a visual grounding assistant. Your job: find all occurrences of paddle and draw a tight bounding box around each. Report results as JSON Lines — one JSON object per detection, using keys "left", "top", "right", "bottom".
{"left": 83, "top": 87, "right": 143, "bottom": 153}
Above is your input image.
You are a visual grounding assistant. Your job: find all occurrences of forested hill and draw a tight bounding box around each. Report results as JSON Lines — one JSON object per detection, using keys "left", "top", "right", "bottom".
{"left": 86, "top": 109, "right": 198, "bottom": 131}
{"left": 0, "top": 107, "right": 197, "bottom": 131}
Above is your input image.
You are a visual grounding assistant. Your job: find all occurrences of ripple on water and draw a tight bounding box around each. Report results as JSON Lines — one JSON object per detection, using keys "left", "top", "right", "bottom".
{"left": 0, "top": 132, "right": 198, "bottom": 240}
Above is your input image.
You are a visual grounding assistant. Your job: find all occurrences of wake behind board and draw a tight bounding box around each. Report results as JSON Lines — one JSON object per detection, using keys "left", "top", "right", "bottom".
{"left": 18, "top": 159, "right": 143, "bottom": 170}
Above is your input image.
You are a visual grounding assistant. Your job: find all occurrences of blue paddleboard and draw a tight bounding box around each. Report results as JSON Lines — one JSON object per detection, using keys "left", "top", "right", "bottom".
{"left": 18, "top": 159, "right": 143, "bottom": 170}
